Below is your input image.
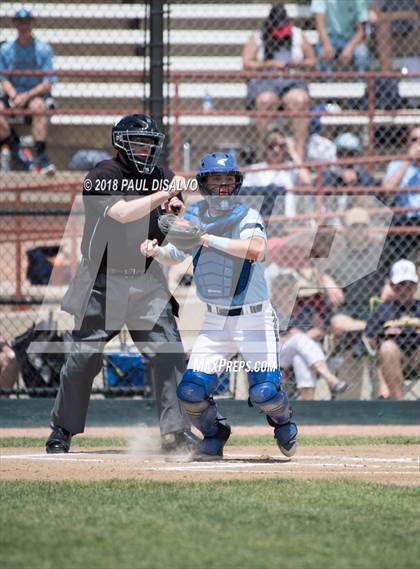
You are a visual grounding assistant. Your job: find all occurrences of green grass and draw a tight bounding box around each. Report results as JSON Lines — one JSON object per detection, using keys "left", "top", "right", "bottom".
{"left": 1, "top": 480, "right": 419, "bottom": 569}
{"left": 228, "top": 435, "right": 420, "bottom": 447}
{"left": 1, "top": 435, "right": 419, "bottom": 449}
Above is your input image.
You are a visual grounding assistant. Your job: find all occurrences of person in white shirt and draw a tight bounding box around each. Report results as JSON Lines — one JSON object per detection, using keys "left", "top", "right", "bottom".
{"left": 242, "top": 126, "right": 312, "bottom": 217}
{"left": 141, "top": 152, "right": 298, "bottom": 460}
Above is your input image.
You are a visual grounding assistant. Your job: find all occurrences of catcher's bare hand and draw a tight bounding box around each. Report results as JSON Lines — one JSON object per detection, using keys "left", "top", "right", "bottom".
{"left": 140, "top": 238, "right": 159, "bottom": 258}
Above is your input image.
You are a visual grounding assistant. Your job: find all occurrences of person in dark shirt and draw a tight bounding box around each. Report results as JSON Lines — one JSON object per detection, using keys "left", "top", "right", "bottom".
{"left": 365, "top": 259, "right": 419, "bottom": 399}
{"left": 323, "top": 133, "right": 378, "bottom": 191}
{"left": 46, "top": 114, "right": 198, "bottom": 454}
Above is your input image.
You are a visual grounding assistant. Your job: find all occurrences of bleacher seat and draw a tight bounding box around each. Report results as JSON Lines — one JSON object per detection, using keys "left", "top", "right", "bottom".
{"left": 1, "top": 0, "right": 419, "bottom": 168}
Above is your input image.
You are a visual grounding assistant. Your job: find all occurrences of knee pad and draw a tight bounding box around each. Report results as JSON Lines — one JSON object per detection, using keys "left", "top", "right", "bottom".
{"left": 248, "top": 369, "right": 290, "bottom": 424}
{"left": 177, "top": 370, "right": 221, "bottom": 437}
{"left": 177, "top": 369, "right": 219, "bottom": 416}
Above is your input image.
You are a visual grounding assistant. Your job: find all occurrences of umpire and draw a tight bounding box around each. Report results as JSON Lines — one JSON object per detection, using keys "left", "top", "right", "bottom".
{"left": 46, "top": 114, "right": 197, "bottom": 454}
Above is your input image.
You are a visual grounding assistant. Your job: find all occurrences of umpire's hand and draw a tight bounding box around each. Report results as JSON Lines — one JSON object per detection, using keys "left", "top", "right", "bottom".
{"left": 165, "top": 196, "right": 185, "bottom": 215}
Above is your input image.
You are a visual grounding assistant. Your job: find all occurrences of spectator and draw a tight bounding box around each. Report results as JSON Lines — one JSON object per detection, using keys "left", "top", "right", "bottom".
{"left": 320, "top": 208, "right": 388, "bottom": 340}
{"left": 0, "top": 9, "right": 57, "bottom": 174}
{"left": 0, "top": 336, "right": 19, "bottom": 389}
{"left": 242, "top": 4, "right": 316, "bottom": 160}
{"left": 322, "top": 132, "right": 378, "bottom": 212}
{"left": 268, "top": 268, "right": 350, "bottom": 400}
{"left": 305, "top": 116, "right": 337, "bottom": 164}
{"left": 324, "top": 133, "right": 377, "bottom": 188}
{"left": 242, "top": 126, "right": 312, "bottom": 217}
{"left": 382, "top": 126, "right": 420, "bottom": 260}
{"left": 311, "top": 0, "right": 369, "bottom": 72}
{"left": 365, "top": 259, "right": 419, "bottom": 399}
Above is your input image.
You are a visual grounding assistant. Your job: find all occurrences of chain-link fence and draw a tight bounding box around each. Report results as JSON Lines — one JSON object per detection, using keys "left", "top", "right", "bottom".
{"left": 0, "top": 1, "right": 419, "bottom": 399}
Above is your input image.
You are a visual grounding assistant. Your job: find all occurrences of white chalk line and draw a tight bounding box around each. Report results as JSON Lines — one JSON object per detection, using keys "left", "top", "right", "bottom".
{"left": 2, "top": 452, "right": 418, "bottom": 473}
{"left": 146, "top": 462, "right": 420, "bottom": 473}
{"left": 1, "top": 453, "right": 104, "bottom": 463}
{"left": 224, "top": 453, "right": 419, "bottom": 464}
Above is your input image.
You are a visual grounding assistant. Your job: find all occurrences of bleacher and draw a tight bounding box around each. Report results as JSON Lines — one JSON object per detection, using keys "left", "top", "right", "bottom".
{"left": 1, "top": 0, "right": 419, "bottom": 169}
{"left": 1, "top": 1, "right": 419, "bottom": 400}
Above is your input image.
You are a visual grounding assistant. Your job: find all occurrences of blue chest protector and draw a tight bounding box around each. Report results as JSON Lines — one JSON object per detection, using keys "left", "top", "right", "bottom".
{"left": 184, "top": 201, "right": 253, "bottom": 304}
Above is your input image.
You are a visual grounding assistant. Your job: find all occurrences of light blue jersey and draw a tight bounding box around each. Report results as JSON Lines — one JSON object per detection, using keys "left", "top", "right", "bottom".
{"left": 165, "top": 203, "right": 269, "bottom": 307}
{"left": 0, "top": 38, "right": 58, "bottom": 92}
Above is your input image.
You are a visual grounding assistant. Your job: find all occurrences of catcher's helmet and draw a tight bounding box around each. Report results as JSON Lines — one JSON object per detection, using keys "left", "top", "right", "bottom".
{"left": 196, "top": 152, "right": 243, "bottom": 211}
{"left": 112, "top": 114, "right": 164, "bottom": 174}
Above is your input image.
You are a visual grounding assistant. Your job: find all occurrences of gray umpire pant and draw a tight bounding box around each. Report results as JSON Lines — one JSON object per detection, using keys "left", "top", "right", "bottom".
{"left": 51, "top": 269, "right": 190, "bottom": 436}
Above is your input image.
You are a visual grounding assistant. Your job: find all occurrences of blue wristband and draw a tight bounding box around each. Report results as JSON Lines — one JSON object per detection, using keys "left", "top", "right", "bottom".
{"left": 207, "top": 234, "right": 231, "bottom": 253}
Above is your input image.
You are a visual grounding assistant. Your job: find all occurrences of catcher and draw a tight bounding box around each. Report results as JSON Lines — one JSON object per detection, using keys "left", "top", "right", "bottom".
{"left": 141, "top": 152, "right": 297, "bottom": 460}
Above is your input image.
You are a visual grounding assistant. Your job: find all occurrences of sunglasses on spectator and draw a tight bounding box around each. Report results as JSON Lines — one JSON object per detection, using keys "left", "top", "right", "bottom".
{"left": 267, "top": 141, "right": 286, "bottom": 150}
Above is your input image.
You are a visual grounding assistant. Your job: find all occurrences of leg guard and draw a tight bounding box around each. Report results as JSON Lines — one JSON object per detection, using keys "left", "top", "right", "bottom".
{"left": 271, "top": 420, "right": 298, "bottom": 457}
{"left": 199, "top": 421, "right": 231, "bottom": 458}
{"left": 248, "top": 369, "right": 291, "bottom": 425}
{"left": 248, "top": 371, "right": 297, "bottom": 457}
{"left": 177, "top": 369, "right": 220, "bottom": 437}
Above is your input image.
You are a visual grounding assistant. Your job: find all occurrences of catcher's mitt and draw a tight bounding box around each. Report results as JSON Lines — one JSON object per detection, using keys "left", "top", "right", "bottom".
{"left": 158, "top": 214, "right": 203, "bottom": 251}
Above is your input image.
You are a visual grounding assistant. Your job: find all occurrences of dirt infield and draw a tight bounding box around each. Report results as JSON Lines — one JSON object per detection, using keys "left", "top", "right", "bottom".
{"left": 2, "top": 425, "right": 418, "bottom": 485}
{"left": 2, "top": 444, "right": 419, "bottom": 486}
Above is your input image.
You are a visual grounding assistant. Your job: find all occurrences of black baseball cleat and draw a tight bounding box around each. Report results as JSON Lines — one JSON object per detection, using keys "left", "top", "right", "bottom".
{"left": 45, "top": 425, "right": 72, "bottom": 454}
{"left": 161, "top": 429, "right": 201, "bottom": 454}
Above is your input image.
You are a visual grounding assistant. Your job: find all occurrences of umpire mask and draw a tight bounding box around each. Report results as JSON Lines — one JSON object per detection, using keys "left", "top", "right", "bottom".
{"left": 112, "top": 114, "right": 165, "bottom": 174}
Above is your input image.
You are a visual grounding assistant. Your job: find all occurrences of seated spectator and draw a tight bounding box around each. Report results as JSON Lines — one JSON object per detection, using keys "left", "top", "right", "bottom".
{"left": 322, "top": 132, "right": 378, "bottom": 212}
{"left": 242, "top": 126, "right": 312, "bottom": 217}
{"left": 268, "top": 268, "right": 350, "bottom": 400}
{"left": 0, "top": 9, "right": 57, "bottom": 174}
{"left": 311, "top": 0, "right": 369, "bottom": 72}
{"left": 320, "top": 207, "right": 388, "bottom": 341}
{"left": 324, "top": 133, "right": 377, "bottom": 188}
{"left": 307, "top": 133, "right": 337, "bottom": 164}
{"left": 365, "top": 259, "right": 419, "bottom": 399}
{"left": 0, "top": 335, "right": 19, "bottom": 389}
{"left": 242, "top": 3, "right": 316, "bottom": 160}
{"left": 382, "top": 126, "right": 420, "bottom": 260}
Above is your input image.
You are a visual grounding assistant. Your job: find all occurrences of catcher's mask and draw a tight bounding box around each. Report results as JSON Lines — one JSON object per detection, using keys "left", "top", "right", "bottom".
{"left": 112, "top": 114, "right": 165, "bottom": 174}
{"left": 196, "top": 152, "right": 243, "bottom": 211}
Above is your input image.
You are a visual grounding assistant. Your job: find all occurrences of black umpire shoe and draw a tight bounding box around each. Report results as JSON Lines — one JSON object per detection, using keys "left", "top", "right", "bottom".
{"left": 161, "top": 429, "right": 201, "bottom": 454}
{"left": 45, "top": 425, "right": 72, "bottom": 454}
